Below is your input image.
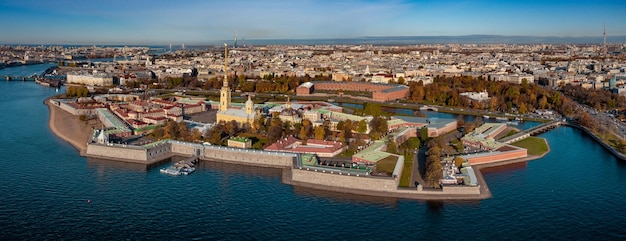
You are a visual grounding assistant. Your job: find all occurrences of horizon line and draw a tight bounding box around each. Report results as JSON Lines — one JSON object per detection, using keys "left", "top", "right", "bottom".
{"left": 3, "top": 34, "right": 626, "bottom": 46}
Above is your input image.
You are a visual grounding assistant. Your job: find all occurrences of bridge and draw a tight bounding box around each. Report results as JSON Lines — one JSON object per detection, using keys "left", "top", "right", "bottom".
{"left": 500, "top": 119, "right": 565, "bottom": 144}
{"left": 2, "top": 75, "right": 38, "bottom": 81}
{"left": 419, "top": 105, "right": 438, "bottom": 112}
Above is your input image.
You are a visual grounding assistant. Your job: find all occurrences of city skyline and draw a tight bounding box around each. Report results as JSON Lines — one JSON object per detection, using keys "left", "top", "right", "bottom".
{"left": 1, "top": 0, "right": 625, "bottom": 45}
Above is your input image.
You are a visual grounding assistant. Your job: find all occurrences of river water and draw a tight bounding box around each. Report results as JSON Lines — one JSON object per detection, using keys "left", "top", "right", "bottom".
{"left": 1, "top": 65, "right": 625, "bottom": 240}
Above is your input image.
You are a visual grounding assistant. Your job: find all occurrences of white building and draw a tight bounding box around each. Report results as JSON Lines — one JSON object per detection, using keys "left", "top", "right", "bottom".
{"left": 460, "top": 91, "right": 490, "bottom": 101}
{"left": 66, "top": 71, "right": 114, "bottom": 86}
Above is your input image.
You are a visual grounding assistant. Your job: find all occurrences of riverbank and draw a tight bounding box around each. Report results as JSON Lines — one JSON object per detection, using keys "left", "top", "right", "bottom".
{"left": 564, "top": 123, "right": 626, "bottom": 161}
{"left": 46, "top": 99, "right": 98, "bottom": 155}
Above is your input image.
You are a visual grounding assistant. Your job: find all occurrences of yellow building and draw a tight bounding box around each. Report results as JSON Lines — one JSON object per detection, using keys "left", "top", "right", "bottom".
{"left": 216, "top": 44, "right": 258, "bottom": 126}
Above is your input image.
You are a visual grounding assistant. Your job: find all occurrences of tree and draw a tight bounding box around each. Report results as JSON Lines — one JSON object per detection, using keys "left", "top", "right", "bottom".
{"left": 176, "top": 121, "right": 190, "bottom": 141}
{"left": 454, "top": 157, "right": 465, "bottom": 167}
{"left": 425, "top": 160, "right": 443, "bottom": 188}
{"left": 190, "top": 128, "right": 203, "bottom": 141}
{"left": 164, "top": 121, "right": 178, "bottom": 139}
{"left": 363, "top": 102, "right": 382, "bottom": 116}
{"left": 300, "top": 119, "right": 312, "bottom": 139}
{"left": 420, "top": 127, "right": 429, "bottom": 143}
{"left": 207, "top": 127, "right": 222, "bottom": 145}
{"left": 357, "top": 119, "right": 368, "bottom": 134}
{"left": 397, "top": 77, "right": 405, "bottom": 85}
{"left": 386, "top": 139, "right": 398, "bottom": 154}
{"left": 314, "top": 125, "right": 325, "bottom": 140}
{"left": 539, "top": 95, "right": 548, "bottom": 109}
{"left": 336, "top": 120, "right": 344, "bottom": 132}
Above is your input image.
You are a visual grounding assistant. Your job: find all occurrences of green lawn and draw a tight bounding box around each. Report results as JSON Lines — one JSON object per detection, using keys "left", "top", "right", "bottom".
{"left": 398, "top": 159, "right": 413, "bottom": 187}
{"left": 504, "top": 130, "right": 518, "bottom": 137}
{"left": 375, "top": 155, "right": 398, "bottom": 174}
{"left": 511, "top": 137, "right": 549, "bottom": 156}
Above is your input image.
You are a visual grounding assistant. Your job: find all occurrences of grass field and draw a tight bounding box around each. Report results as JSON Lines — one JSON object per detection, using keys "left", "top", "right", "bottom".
{"left": 375, "top": 155, "right": 398, "bottom": 174}
{"left": 399, "top": 159, "right": 413, "bottom": 187}
{"left": 512, "top": 137, "right": 549, "bottom": 156}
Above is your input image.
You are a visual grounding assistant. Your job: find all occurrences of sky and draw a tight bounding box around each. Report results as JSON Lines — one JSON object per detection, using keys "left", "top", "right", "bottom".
{"left": 0, "top": 0, "right": 625, "bottom": 45}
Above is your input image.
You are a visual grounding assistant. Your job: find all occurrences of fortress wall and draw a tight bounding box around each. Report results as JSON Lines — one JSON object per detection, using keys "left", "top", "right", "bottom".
{"left": 49, "top": 99, "right": 96, "bottom": 116}
{"left": 146, "top": 143, "right": 172, "bottom": 161}
{"left": 202, "top": 147, "right": 294, "bottom": 167}
{"left": 291, "top": 169, "right": 398, "bottom": 192}
{"left": 441, "top": 185, "right": 481, "bottom": 195}
{"left": 170, "top": 141, "right": 200, "bottom": 156}
{"left": 86, "top": 144, "right": 148, "bottom": 163}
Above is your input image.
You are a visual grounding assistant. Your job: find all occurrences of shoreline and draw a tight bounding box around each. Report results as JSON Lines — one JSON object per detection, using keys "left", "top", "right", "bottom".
{"left": 46, "top": 98, "right": 96, "bottom": 155}
{"left": 45, "top": 97, "right": 555, "bottom": 201}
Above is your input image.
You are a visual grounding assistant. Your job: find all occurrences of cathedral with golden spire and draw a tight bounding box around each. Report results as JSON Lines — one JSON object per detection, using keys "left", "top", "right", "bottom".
{"left": 216, "top": 44, "right": 258, "bottom": 126}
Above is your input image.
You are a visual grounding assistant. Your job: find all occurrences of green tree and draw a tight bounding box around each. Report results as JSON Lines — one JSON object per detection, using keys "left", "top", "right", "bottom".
{"left": 420, "top": 127, "right": 429, "bottom": 143}
{"left": 357, "top": 119, "right": 368, "bottom": 134}
{"left": 363, "top": 102, "right": 382, "bottom": 116}
{"left": 387, "top": 139, "right": 398, "bottom": 154}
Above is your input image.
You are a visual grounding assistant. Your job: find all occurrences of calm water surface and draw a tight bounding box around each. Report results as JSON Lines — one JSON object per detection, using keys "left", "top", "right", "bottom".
{"left": 1, "top": 65, "right": 625, "bottom": 240}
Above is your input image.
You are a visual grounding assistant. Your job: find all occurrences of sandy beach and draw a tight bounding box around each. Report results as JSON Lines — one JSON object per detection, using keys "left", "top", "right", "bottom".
{"left": 47, "top": 100, "right": 99, "bottom": 155}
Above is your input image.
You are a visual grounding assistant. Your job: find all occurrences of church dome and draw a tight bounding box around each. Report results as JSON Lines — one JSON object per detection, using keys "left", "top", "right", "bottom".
{"left": 280, "top": 108, "right": 299, "bottom": 116}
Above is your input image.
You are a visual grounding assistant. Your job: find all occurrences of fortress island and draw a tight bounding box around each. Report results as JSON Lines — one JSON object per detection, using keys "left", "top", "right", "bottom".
{"left": 43, "top": 44, "right": 589, "bottom": 200}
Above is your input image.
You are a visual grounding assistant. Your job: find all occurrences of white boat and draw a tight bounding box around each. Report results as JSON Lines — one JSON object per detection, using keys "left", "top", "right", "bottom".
{"left": 495, "top": 117, "right": 508, "bottom": 121}
{"left": 180, "top": 167, "right": 196, "bottom": 175}
{"left": 483, "top": 115, "right": 490, "bottom": 119}
{"left": 160, "top": 166, "right": 181, "bottom": 176}
{"left": 506, "top": 121, "right": 519, "bottom": 126}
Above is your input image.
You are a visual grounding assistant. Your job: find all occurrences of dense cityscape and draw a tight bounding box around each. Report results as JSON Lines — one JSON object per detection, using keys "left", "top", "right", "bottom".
{"left": 2, "top": 40, "right": 624, "bottom": 190}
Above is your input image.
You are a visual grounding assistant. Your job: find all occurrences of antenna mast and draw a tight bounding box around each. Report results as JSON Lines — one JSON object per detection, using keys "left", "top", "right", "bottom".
{"left": 602, "top": 21, "right": 608, "bottom": 58}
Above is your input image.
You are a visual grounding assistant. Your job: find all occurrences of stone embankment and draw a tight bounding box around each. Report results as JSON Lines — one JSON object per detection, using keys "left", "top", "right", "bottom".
{"left": 565, "top": 123, "right": 626, "bottom": 161}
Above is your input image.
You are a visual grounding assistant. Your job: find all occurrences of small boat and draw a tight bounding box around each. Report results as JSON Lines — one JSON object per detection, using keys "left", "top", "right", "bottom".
{"left": 483, "top": 115, "right": 490, "bottom": 119}
{"left": 160, "top": 166, "right": 181, "bottom": 176}
{"left": 506, "top": 121, "right": 519, "bottom": 126}
{"left": 495, "top": 117, "right": 508, "bottom": 121}
{"left": 180, "top": 167, "right": 196, "bottom": 175}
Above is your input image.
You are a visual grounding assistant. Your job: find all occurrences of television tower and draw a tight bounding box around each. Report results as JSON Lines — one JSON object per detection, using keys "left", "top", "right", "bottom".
{"left": 603, "top": 21, "right": 607, "bottom": 57}
{"left": 234, "top": 31, "right": 238, "bottom": 48}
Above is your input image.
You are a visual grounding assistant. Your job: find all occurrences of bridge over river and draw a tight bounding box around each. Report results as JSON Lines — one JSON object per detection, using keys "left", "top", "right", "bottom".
{"left": 500, "top": 119, "right": 565, "bottom": 144}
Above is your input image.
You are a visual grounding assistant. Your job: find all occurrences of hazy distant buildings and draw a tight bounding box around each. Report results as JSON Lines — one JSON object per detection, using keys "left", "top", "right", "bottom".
{"left": 66, "top": 71, "right": 115, "bottom": 86}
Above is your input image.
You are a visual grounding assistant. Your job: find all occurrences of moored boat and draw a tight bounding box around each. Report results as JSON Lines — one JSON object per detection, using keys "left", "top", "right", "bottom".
{"left": 160, "top": 166, "right": 181, "bottom": 176}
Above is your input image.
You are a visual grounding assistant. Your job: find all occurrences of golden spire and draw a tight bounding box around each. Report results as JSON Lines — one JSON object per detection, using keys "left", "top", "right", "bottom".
{"left": 223, "top": 43, "right": 228, "bottom": 87}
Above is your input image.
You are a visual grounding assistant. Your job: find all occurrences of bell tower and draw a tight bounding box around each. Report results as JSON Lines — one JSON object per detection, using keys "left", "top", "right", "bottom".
{"left": 219, "top": 43, "right": 231, "bottom": 111}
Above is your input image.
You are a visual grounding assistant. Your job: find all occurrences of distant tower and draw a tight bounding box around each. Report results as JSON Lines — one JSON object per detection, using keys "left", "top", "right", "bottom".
{"left": 145, "top": 55, "right": 151, "bottom": 66}
{"left": 234, "top": 31, "right": 238, "bottom": 48}
{"left": 245, "top": 95, "right": 254, "bottom": 115}
{"left": 169, "top": 43, "right": 172, "bottom": 52}
{"left": 182, "top": 43, "right": 185, "bottom": 50}
{"left": 219, "top": 43, "right": 231, "bottom": 111}
{"left": 603, "top": 21, "right": 607, "bottom": 57}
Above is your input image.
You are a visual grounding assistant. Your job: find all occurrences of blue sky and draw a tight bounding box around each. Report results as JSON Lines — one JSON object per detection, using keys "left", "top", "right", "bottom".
{"left": 0, "top": 0, "right": 624, "bottom": 44}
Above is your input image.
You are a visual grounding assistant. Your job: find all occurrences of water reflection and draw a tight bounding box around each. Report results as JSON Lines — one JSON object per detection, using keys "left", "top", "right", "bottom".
{"left": 199, "top": 159, "right": 283, "bottom": 178}
{"left": 480, "top": 162, "right": 528, "bottom": 175}
{"left": 292, "top": 185, "right": 399, "bottom": 208}
{"left": 87, "top": 157, "right": 149, "bottom": 172}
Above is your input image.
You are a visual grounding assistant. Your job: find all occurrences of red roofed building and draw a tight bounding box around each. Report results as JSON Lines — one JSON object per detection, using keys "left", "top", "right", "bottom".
{"left": 264, "top": 136, "right": 347, "bottom": 157}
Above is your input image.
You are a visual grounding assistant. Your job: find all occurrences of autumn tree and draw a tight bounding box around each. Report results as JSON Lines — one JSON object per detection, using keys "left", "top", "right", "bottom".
{"left": 314, "top": 125, "right": 325, "bottom": 140}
